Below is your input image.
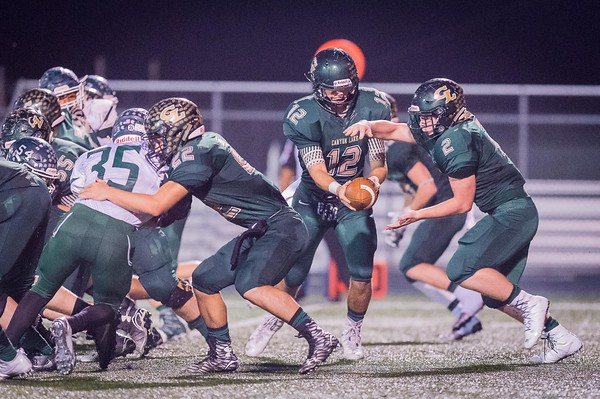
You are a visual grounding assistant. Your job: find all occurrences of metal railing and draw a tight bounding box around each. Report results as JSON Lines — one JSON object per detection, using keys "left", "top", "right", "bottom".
{"left": 11, "top": 79, "right": 600, "bottom": 179}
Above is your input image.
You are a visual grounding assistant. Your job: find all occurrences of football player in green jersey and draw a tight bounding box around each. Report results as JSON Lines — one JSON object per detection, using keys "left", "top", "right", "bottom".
{"left": 39, "top": 67, "right": 94, "bottom": 150}
{"left": 345, "top": 78, "right": 582, "bottom": 364}
{"left": 382, "top": 92, "right": 484, "bottom": 340}
{"left": 80, "top": 97, "right": 339, "bottom": 375}
{"left": 246, "top": 48, "right": 389, "bottom": 361}
{"left": 0, "top": 137, "right": 59, "bottom": 377}
{"left": 5, "top": 99, "right": 90, "bottom": 299}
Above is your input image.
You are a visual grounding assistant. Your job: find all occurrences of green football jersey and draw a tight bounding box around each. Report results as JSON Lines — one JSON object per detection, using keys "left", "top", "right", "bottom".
{"left": 0, "top": 160, "right": 44, "bottom": 191}
{"left": 169, "top": 132, "right": 287, "bottom": 228}
{"left": 283, "top": 87, "right": 390, "bottom": 193}
{"left": 52, "top": 137, "right": 87, "bottom": 207}
{"left": 56, "top": 111, "right": 93, "bottom": 150}
{"left": 412, "top": 115, "right": 526, "bottom": 212}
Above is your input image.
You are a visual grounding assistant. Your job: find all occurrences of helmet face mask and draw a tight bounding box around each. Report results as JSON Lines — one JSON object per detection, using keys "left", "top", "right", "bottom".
{"left": 144, "top": 98, "right": 204, "bottom": 170}
{"left": 6, "top": 136, "right": 59, "bottom": 196}
{"left": 408, "top": 78, "right": 465, "bottom": 141}
{"left": 305, "top": 48, "right": 359, "bottom": 115}
{"left": 1, "top": 108, "right": 53, "bottom": 153}
{"left": 39, "top": 67, "right": 84, "bottom": 112}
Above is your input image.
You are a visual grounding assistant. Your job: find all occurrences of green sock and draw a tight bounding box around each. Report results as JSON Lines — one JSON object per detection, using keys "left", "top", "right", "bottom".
{"left": 347, "top": 308, "right": 366, "bottom": 323}
{"left": 207, "top": 324, "right": 231, "bottom": 342}
{"left": 187, "top": 316, "right": 208, "bottom": 339}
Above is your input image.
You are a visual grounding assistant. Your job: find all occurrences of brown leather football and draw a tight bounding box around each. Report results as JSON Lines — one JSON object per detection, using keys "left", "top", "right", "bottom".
{"left": 345, "top": 177, "right": 378, "bottom": 210}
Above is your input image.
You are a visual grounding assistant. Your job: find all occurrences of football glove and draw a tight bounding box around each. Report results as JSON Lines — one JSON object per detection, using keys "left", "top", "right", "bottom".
{"left": 384, "top": 211, "right": 407, "bottom": 248}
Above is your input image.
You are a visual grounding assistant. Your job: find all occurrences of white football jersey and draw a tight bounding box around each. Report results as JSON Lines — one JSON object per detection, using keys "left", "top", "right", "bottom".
{"left": 71, "top": 143, "right": 161, "bottom": 226}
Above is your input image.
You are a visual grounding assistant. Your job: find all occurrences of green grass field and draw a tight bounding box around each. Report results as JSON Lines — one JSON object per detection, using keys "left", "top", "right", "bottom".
{"left": 1, "top": 294, "right": 598, "bottom": 398}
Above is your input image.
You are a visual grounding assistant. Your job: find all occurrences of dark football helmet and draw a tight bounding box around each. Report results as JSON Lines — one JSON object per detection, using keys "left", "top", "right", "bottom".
{"left": 6, "top": 136, "right": 59, "bottom": 195}
{"left": 144, "top": 98, "right": 204, "bottom": 170}
{"left": 305, "top": 48, "right": 359, "bottom": 115}
{"left": 1, "top": 108, "right": 53, "bottom": 153}
{"left": 407, "top": 78, "right": 466, "bottom": 141}
{"left": 13, "top": 88, "right": 65, "bottom": 128}
{"left": 112, "top": 108, "right": 148, "bottom": 144}
{"left": 39, "top": 66, "right": 84, "bottom": 111}
{"left": 83, "top": 75, "right": 118, "bottom": 104}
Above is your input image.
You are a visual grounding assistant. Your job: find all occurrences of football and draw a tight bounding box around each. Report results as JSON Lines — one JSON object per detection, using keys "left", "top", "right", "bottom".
{"left": 345, "top": 177, "right": 378, "bottom": 210}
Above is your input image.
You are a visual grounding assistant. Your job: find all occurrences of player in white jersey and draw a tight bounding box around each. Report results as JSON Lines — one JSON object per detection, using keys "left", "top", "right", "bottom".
{"left": 2, "top": 109, "right": 162, "bottom": 375}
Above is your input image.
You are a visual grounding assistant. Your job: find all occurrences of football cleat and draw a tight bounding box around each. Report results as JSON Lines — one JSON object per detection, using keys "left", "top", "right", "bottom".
{"left": 341, "top": 319, "right": 364, "bottom": 360}
{"left": 186, "top": 338, "right": 238, "bottom": 374}
{"left": 245, "top": 315, "right": 284, "bottom": 357}
{"left": 29, "top": 353, "right": 56, "bottom": 372}
{"left": 144, "top": 327, "right": 165, "bottom": 355}
{"left": 51, "top": 317, "right": 76, "bottom": 375}
{"left": 129, "top": 308, "right": 151, "bottom": 357}
{"left": 297, "top": 320, "right": 339, "bottom": 374}
{"left": 118, "top": 297, "right": 152, "bottom": 357}
{"left": 158, "top": 307, "right": 187, "bottom": 341}
{"left": 530, "top": 325, "right": 583, "bottom": 364}
{"left": 0, "top": 349, "right": 32, "bottom": 379}
{"left": 448, "top": 313, "right": 483, "bottom": 341}
{"left": 79, "top": 330, "right": 136, "bottom": 364}
{"left": 511, "top": 293, "right": 550, "bottom": 349}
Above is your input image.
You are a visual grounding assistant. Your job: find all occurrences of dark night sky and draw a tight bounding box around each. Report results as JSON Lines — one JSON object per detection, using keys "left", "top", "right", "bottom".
{"left": 1, "top": 0, "right": 599, "bottom": 90}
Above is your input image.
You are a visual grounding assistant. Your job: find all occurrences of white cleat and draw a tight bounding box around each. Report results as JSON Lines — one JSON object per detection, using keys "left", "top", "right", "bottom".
{"left": 52, "top": 317, "right": 76, "bottom": 375}
{"left": 0, "top": 349, "right": 32, "bottom": 379}
{"left": 512, "top": 293, "right": 549, "bottom": 349}
{"left": 530, "top": 325, "right": 583, "bottom": 364}
{"left": 245, "top": 315, "right": 283, "bottom": 357}
{"left": 341, "top": 319, "right": 364, "bottom": 360}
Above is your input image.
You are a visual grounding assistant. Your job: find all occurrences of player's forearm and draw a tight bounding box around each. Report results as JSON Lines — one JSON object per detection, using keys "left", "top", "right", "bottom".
{"left": 411, "top": 182, "right": 437, "bottom": 210}
{"left": 417, "top": 197, "right": 472, "bottom": 219}
{"left": 105, "top": 187, "right": 165, "bottom": 216}
{"left": 370, "top": 121, "right": 415, "bottom": 143}
{"left": 369, "top": 163, "right": 387, "bottom": 185}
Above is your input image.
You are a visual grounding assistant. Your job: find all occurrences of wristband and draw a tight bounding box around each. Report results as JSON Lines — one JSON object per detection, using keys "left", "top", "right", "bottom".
{"left": 329, "top": 181, "right": 342, "bottom": 195}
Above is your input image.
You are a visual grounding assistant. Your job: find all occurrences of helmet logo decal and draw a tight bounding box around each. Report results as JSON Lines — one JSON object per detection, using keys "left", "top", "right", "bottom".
{"left": 28, "top": 115, "right": 44, "bottom": 129}
{"left": 160, "top": 105, "right": 186, "bottom": 123}
{"left": 333, "top": 78, "right": 352, "bottom": 88}
{"left": 434, "top": 86, "right": 457, "bottom": 104}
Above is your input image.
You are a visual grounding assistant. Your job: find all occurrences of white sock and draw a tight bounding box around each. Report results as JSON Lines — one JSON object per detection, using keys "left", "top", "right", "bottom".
{"left": 453, "top": 286, "right": 484, "bottom": 316}
{"left": 411, "top": 281, "right": 457, "bottom": 308}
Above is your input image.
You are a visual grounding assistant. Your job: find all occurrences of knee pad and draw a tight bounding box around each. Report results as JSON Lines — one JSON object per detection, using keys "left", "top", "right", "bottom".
{"left": 163, "top": 279, "right": 193, "bottom": 310}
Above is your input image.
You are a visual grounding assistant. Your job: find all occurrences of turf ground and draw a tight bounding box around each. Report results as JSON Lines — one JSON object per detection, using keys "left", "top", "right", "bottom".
{"left": 1, "top": 293, "right": 598, "bottom": 399}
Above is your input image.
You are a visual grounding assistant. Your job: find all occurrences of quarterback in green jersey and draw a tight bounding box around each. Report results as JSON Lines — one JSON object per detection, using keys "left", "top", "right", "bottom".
{"left": 246, "top": 48, "right": 389, "bottom": 361}
{"left": 345, "top": 78, "right": 582, "bottom": 364}
{"left": 80, "top": 97, "right": 339, "bottom": 375}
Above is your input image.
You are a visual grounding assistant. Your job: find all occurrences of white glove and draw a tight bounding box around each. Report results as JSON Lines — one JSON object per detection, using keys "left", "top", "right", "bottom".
{"left": 384, "top": 211, "right": 407, "bottom": 248}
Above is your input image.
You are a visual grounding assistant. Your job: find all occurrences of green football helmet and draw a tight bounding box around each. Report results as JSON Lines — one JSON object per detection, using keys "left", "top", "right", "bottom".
{"left": 305, "top": 48, "right": 359, "bottom": 115}
{"left": 6, "top": 136, "right": 59, "bottom": 196}
{"left": 408, "top": 78, "right": 466, "bottom": 141}
{"left": 144, "top": 98, "right": 204, "bottom": 170}
{"left": 1, "top": 108, "right": 53, "bottom": 153}
{"left": 13, "top": 88, "right": 65, "bottom": 128}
